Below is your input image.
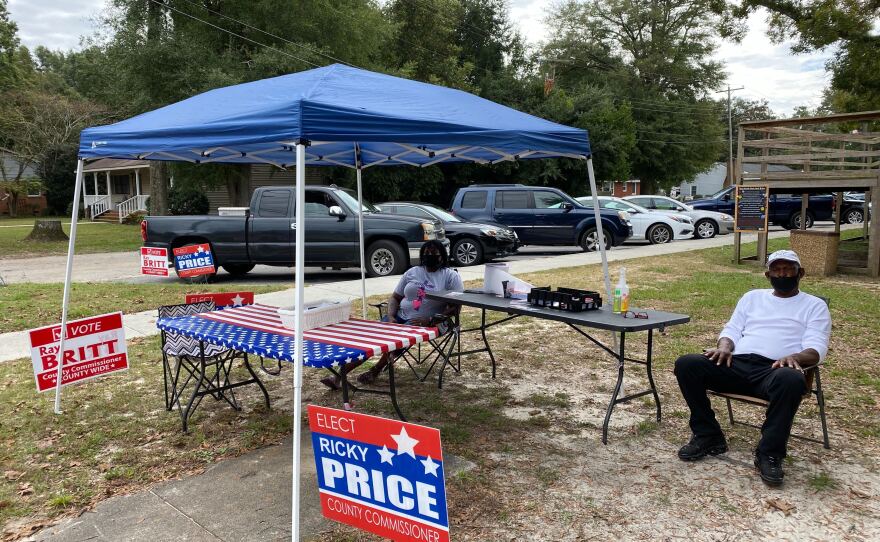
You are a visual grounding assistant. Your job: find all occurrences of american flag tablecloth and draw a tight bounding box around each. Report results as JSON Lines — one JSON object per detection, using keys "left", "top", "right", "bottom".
{"left": 156, "top": 303, "right": 439, "bottom": 369}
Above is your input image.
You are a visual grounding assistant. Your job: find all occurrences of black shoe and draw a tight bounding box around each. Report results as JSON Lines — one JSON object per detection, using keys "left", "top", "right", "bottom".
{"left": 754, "top": 452, "right": 785, "bottom": 486}
{"left": 677, "top": 434, "right": 728, "bottom": 461}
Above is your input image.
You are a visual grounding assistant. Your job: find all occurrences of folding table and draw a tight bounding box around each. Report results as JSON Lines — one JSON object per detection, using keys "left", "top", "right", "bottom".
{"left": 425, "top": 291, "right": 690, "bottom": 443}
{"left": 156, "top": 303, "right": 439, "bottom": 425}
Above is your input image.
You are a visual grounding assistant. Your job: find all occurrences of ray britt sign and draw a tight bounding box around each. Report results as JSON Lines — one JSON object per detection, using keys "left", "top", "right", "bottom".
{"left": 28, "top": 312, "right": 129, "bottom": 393}
{"left": 308, "top": 406, "right": 449, "bottom": 542}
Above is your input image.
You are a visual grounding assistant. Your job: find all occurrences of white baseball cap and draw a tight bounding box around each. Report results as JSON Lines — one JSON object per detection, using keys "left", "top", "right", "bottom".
{"left": 767, "top": 249, "right": 801, "bottom": 267}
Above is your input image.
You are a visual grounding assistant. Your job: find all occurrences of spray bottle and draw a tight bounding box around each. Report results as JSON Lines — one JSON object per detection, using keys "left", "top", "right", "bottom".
{"left": 613, "top": 267, "right": 630, "bottom": 313}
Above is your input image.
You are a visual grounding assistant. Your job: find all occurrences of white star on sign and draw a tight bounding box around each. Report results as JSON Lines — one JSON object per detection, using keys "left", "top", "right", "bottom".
{"left": 377, "top": 445, "right": 395, "bottom": 466}
{"left": 391, "top": 427, "right": 419, "bottom": 459}
{"left": 230, "top": 294, "right": 245, "bottom": 307}
{"left": 197, "top": 245, "right": 206, "bottom": 253}
{"left": 420, "top": 455, "right": 440, "bottom": 477}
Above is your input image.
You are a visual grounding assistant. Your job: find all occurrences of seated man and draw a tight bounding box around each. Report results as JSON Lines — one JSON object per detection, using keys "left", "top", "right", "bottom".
{"left": 674, "top": 249, "right": 831, "bottom": 486}
{"left": 321, "top": 240, "right": 463, "bottom": 389}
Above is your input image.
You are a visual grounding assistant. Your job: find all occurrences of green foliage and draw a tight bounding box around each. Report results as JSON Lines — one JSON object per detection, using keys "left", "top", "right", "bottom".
{"left": 168, "top": 185, "right": 210, "bottom": 215}
{"left": 37, "top": 143, "right": 78, "bottom": 214}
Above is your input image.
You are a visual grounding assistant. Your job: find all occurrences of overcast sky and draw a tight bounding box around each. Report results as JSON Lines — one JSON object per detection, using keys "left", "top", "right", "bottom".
{"left": 9, "top": 0, "right": 833, "bottom": 116}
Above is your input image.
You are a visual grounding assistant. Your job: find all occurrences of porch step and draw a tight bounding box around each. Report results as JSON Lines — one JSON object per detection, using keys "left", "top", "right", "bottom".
{"left": 93, "top": 211, "right": 120, "bottom": 223}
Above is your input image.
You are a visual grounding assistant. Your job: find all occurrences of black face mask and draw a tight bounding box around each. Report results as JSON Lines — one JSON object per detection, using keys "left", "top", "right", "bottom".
{"left": 770, "top": 275, "right": 799, "bottom": 294}
{"left": 423, "top": 254, "right": 442, "bottom": 269}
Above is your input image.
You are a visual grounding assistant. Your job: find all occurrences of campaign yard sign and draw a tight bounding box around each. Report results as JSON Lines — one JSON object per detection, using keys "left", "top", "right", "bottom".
{"left": 308, "top": 406, "right": 449, "bottom": 542}
{"left": 173, "top": 244, "right": 215, "bottom": 278}
{"left": 140, "top": 247, "right": 169, "bottom": 276}
{"left": 29, "top": 312, "right": 129, "bottom": 393}
{"left": 185, "top": 291, "right": 254, "bottom": 308}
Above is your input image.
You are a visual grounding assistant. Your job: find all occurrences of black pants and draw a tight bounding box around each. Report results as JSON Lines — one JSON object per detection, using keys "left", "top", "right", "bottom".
{"left": 674, "top": 353, "right": 806, "bottom": 458}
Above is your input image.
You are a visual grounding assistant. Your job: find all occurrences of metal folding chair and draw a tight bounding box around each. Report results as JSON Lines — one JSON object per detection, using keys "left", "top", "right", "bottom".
{"left": 158, "top": 301, "right": 270, "bottom": 432}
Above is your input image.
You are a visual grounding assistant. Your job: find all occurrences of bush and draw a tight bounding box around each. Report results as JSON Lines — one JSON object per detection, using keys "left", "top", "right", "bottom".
{"left": 168, "top": 186, "right": 209, "bottom": 215}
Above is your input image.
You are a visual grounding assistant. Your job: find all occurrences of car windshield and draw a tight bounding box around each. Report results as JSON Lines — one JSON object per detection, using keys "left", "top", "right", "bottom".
{"left": 422, "top": 204, "right": 462, "bottom": 222}
{"left": 590, "top": 198, "right": 643, "bottom": 213}
{"left": 709, "top": 187, "right": 731, "bottom": 199}
{"left": 338, "top": 188, "right": 380, "bottom": 213}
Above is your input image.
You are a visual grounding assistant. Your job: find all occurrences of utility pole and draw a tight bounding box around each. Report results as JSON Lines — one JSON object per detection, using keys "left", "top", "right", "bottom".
{"left": 716, "top": 85, "right": 744, "bottom": 186}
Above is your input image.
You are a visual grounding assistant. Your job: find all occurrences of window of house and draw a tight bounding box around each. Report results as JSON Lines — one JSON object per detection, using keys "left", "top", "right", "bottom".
{"left": 497, "top": 190, "right": 530, "bottom": 209}
{"left": 461, "top": 190, "right": 487, "bottom": 209}
{"left": 621, "top": 182, "right": 627, "bottom": 193}
{"left": 258, "top": 190, "right": 292, "bottom": 217}
{"left": 26, "top": 181, "right": 42, "bottom": 197}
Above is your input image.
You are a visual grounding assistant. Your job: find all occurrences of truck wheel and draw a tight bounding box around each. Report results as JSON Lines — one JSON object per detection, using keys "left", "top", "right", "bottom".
{"left": 789, "top": 211, "right": 814, "bottom": 229}
{"left": 222, "top": 264, "right": 255, "bottom": 277}
{"left": 647, "top": 224, "right": 673, "bottom": 244}
{"left": 579, "top": 228, "right": 610, "bottom": 252}
{"left": 846, "top": 208, "right": 864, "bottom": 224}
{"left": 451, "top": 237, "right": 483, "bottom": 266}
{"left": 693, "top": 219, "right": 717, "bottom": 239}
{"left": 366, "top": 240, "right": 406, "bottom": 277}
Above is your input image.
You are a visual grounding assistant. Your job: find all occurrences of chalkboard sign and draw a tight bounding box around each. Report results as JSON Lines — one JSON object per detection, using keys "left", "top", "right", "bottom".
{"left": 734, "top": 185, "right": 769, "bottom": 232}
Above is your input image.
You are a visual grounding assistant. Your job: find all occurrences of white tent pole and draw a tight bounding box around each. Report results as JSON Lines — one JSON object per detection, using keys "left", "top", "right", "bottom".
{"left": 586, "top": 158, "right": 613, "bottom": 307}
{"left": 291, "top": 144, "right": 306, "bottom": 541}
{"left": 355, "top": 154, "right": 367, "bottom": 319}
{"left": 54, "top": 159, "right": 85, "bottom": 413}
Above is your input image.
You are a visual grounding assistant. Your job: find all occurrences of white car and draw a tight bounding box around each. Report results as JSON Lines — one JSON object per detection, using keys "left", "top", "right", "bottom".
{"left": 576, "top": 196, "right": 693, "bottom": 244}
{"left": 624, "top": 195, "right": 734, "bottom": 239}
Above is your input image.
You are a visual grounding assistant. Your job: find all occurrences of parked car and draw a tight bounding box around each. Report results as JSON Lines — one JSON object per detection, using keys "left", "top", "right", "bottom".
{"left": 142, "top": 185, "right": 448, "bottom": 278}
{"left": 842, "top": 192, "right": 870, "bottom": 224}
{"left": 450, "top": 184, "right": 632, "bottom": 251}
{"left": 577, "top": 196, "right": 693, "bottom": 244}
{"left": 376, "top": 201, "right": 517, "bottom": 266}
{"left": 690, "top": 186, "right": 835, "bottom": 229}
{"left": 624, "top": 194, "right": 734, "bottom": 239}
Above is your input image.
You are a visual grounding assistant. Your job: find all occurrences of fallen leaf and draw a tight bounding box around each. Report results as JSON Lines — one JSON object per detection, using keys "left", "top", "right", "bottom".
{"left": 766, "top": 497, "right": 796, "bottom": 516}
{"left": 3, "top": 470, "right": 23, "bottom": 481}
{"left": 17, "top": 483, "right": 34, "bottom": 497}
{"left": 850, "top": 487, "right": 872, "bottom": 499}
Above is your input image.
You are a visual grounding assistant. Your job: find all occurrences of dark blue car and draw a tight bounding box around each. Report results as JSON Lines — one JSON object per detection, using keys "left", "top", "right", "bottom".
{"left": 450, "top": 184, "right": 632, "bottom": 251}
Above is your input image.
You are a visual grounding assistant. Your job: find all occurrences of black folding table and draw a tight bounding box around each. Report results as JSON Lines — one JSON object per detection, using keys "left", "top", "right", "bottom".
{"left": 426, "top": 291, "right": 690, "bottom": 443}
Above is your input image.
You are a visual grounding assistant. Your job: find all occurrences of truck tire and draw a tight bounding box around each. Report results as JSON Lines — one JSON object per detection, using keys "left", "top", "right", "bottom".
{"left": 846, "top": 208, "right": 864, "bottom": 224}
{"left": 693, "top": 219, "right": 718, "bottom": 239}
{"left": 647, "top": 224, "right": 673, "bottom": 244}
{"left": 451, "top": 237, "right": 483, "bottom": 266}
{"left": 788, "top": 211, "right": 814, "bottom": 229}
{"left": 222, "top": 263, "right": 255, "bottom": 277}
{"left": 366, "top": 240, "right": 406, "bottom": 277}
{"left": 579, "top": 227, "right": 610, "bottom": 252}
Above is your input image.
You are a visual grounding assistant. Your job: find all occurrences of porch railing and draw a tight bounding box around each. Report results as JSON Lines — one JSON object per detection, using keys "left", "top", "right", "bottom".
{"left": 86, "top": 195, "right": 111, "bottom": 219}
{"left": 117, "top": 195, "right": 150, "bottom": 223}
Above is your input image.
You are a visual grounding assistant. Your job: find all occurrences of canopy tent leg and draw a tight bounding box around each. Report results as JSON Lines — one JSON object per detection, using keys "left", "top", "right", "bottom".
{"left": 54, "top": 159, "right": 85, "bottom": 414}
{"left": 291, "top": 144, "right": 307, "bottom": 541}
{"left": 356, "top": 167, "right": 367, "bottom": 318}
{"left": 586, "top": 158, "right": 613, "bottom": 307}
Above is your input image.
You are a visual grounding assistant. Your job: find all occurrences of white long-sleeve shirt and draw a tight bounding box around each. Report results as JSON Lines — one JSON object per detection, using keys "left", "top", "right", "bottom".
{"left": 719, "top": 289, "right": 831, "bottom": 362}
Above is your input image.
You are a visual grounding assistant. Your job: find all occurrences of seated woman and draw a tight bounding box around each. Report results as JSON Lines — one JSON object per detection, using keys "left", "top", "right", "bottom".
{"left": 321, "top": 240, "right": 464, "bottom": 389}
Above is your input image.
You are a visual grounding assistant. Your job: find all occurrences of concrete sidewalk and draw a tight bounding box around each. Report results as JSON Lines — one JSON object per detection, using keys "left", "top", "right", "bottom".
{"left": 0, "top": 229, "right": 799, "bottom": 363}
{"left": 32, "top": 430, "right": 475, "bottom": 542}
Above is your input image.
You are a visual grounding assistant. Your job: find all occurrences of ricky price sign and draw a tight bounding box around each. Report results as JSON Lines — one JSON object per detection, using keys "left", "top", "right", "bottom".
{"left": 28, "top": 312, "right": 129, "bottom": 393}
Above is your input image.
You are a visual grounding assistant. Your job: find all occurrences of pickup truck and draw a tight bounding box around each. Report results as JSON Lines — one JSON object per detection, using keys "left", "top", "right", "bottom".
{"left": 690, "top": 187, "right": 836, "bottom": 229}
{"left": 450, "top": 184, "right": 632, "bottom": 251}
{"left": 142, "top": 186, "right": 447, "bottom": 278}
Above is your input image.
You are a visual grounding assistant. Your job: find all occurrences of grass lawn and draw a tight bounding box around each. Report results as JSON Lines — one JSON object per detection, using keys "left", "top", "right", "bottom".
{"left": 0, "top": 283, "right": 288, "bottom": 333}
{"left": 1, "top": 232, "right": 879, "bottom": 540}
{"left": 0, "top": 220, "right": 141, "bottom": 259}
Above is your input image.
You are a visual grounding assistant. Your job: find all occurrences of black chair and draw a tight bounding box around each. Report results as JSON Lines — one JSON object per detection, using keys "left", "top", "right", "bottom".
{"left": 158, "top": 301, "right": 270, "bottom": 432}
{"left": 708, "top": 296, "right": 831, "bottom": 448}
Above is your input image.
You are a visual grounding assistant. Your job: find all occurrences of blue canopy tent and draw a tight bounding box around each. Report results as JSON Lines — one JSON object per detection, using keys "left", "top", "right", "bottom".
{"left": 66, "top": 64, "right": 611, "bottom": 538}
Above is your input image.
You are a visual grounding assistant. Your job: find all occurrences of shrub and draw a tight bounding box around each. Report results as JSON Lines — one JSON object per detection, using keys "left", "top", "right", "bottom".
{"left": 168, "top": 186, "right": 209, "bottom": 215}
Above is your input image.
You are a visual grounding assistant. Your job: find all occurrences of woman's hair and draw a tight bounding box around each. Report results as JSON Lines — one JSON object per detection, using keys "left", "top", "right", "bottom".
{"left": 419, "top": 240, "right": 449, "bottom": 268}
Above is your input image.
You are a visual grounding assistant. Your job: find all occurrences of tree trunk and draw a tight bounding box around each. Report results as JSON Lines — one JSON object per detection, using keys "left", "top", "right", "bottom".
{"left": 149, "top": 161, "right": 170, "bottom": 215}
{"left": 25, "top": 220, "right": 68, "bottom": 242}
{"left": 226, "top": 165, "right": 251, "bottom": 207}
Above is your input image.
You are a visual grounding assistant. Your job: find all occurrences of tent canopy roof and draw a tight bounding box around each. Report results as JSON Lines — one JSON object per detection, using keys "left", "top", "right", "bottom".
{"left": 79, "top": 64, "right": 590, "bottom": 169}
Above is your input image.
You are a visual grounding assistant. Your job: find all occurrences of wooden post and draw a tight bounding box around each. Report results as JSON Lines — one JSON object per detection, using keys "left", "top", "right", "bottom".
{"left": 869, "top": 184, "right": 879, "bottom": 277}
{"left": 106, "top": 171, "right": 112, "bottom": 198}
{"left": 135, "top": 169, "right": 141, "bottom": 196}
{"left": 800, "top": 194, "right": 809, "bottom": 230}
{"left": 93, "top": 173, "right": 98, "bottom": 196}
{"left": 834, "top": 192, "right": 843, "bottom": 234}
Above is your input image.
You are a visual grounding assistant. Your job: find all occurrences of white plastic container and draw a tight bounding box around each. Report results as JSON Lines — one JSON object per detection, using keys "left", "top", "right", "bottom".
{"left": 278, "top": 299, "right": 351, "bottom": 331}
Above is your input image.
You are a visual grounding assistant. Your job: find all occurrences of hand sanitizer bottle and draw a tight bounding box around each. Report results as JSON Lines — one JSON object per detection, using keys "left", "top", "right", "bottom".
{"left": 613, "top": 267, "right": 630, "bottom": 313}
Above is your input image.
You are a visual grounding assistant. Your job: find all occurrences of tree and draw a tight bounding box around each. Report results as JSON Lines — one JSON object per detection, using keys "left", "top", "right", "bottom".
{"left": 0, "top": 0, "right": 34, "bottom": 90}
{"left": 542, "top": 0, "right": 733, "bottom": 192}
{"left": 38, "top": 143, "right": 79, "bottom": 215}
{"left": 735, "top": 1, "right": 880, "bottom": 113}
